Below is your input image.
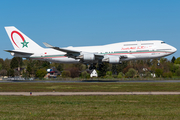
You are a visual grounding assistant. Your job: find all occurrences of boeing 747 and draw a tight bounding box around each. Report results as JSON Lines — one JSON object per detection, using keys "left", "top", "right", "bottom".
{"left": 4, "top": 26, "right": 177, "bottom": 69}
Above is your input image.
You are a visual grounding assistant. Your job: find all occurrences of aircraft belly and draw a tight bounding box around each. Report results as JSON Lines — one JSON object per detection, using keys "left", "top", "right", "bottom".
{"left": 51, "top": 57, "right": 80, "bottom": 63}
{"left": 136, "top": 53, "right": 151, "bottom": 58}
{"left": 136, "top": 52, "right": 167, "bottom": 59}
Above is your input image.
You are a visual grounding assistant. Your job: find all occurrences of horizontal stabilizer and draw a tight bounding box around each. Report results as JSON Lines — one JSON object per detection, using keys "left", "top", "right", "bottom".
{"left": 4, "top": 50, "right": 34, "bottom": 55}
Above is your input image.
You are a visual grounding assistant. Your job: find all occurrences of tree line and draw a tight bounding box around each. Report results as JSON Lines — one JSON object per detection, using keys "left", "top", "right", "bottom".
{"left": 0, "top": 56, "right": 180, "bottom": 79}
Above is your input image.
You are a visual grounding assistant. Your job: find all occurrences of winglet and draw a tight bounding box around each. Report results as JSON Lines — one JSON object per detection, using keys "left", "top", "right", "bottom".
{"left": 43, "top": 42, "right": 54, "bottom": 48}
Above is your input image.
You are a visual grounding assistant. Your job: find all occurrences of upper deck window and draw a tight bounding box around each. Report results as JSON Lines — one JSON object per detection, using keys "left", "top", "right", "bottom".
{"left": 141, "top": 43, "right": 154, "bottom": 45}
{"left": 124, "top": 44, "right": 137, "bottom": 46}
{"left": 161, "top": 42, "right": 165, "bottom": 44}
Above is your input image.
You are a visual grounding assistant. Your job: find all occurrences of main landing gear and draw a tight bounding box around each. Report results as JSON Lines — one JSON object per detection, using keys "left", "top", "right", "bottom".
{"left": 89, "top": 63, "right": 96, "bottom": 70}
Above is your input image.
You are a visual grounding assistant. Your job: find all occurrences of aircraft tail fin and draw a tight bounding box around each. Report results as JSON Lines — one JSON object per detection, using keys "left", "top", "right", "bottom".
{"left": 5, "top": 26, "right": 43, "bottom": 50}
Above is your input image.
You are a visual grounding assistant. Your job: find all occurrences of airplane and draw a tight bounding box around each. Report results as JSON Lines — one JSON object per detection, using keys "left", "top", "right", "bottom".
{"left": 4, "top": 26, "right": 177, "bottom": 70}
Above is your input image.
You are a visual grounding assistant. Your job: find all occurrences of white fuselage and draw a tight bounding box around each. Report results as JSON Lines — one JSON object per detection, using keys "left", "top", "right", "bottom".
{"left": 28, "top": 40, "right": 177, "bottom": 63}
{"left": 5, "top": 27, "right": 177, "bottom": 64}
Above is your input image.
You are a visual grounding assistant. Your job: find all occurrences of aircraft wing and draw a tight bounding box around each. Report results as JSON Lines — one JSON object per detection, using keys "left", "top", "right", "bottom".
{"left": 4, "top": 50, "right": 34, "bottom": 55}
{"left": 43, "top": 42, "right": 130, "bottom": 64}
{"left": 43, "top": 42, "right": 104, "bottom": 58}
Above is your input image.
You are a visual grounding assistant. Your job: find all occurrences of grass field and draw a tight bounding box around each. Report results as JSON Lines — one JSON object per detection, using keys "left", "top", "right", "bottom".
{"left": 0, "top": 82, "right": 180, "bottom": 92}
{"left": 1, "top": 82, "right": 180, "bottom": 119}
{"left": 0, "top": 95, "right": 180, "bottom": 119}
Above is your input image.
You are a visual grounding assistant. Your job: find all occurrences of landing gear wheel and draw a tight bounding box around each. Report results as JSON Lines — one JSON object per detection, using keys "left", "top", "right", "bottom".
{"left": 89, "top": 63, "right": 96, "bottom": 70}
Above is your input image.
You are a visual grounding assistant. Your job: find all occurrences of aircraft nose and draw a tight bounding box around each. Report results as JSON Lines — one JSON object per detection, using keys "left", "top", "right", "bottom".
{"left": 172, "top": 46, "right": 177, "bottom": 53}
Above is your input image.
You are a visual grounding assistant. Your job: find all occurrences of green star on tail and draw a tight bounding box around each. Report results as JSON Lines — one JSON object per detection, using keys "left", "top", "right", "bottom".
{"left": 21, "top": 40, "right": 29, "bottom": 48}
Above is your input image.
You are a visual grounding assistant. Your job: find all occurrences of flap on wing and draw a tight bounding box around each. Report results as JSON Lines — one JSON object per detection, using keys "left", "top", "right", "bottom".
{"left": 4, "top": 50, "right": 34, "bottom": 55}
{"left": 94, "top": 53, "right": 104, "bottom": 58}
{"left": 120, "top": 55, "right": 128, "bottom": 58}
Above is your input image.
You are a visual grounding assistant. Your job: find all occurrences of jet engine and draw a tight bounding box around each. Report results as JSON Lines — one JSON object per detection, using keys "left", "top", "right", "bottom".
{"left": 103, "top": 56, "right": 121, "bottom": 64}
{"left": 83, "top": 54, "right": 95, "bottom": 61}
{"left": 109, "top": 57, "right": 120, "bottom": 63}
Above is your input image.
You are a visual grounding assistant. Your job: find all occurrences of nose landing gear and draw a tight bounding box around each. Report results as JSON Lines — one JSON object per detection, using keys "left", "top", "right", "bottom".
{"left": 157, "top": 59, "right": 160, "bottom": 66}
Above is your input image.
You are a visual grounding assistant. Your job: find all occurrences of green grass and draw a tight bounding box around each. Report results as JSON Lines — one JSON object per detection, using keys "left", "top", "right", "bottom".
{"left": 0, "top": 82, "right": 180, "bottom": 92}
{"left": 0, "top": 95, "right": 180, "bottom": 119}
{"left": 1, "top": 82, "right": 180, "bottom": 119}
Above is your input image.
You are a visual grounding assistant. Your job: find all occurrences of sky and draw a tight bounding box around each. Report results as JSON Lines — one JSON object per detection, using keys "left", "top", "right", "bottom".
{"left": 0, "top": 0, "right": 180, "bottom": 60}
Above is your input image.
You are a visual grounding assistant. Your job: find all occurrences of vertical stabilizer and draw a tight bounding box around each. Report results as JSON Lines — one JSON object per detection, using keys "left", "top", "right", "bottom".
{"left": 5, "top": 26, "right": 43, "bottom": 50}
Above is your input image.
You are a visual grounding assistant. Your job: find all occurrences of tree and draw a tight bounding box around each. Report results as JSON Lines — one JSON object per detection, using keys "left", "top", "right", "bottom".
{"left": 125, "top": 68, "right": 137, "bottom": 78}
{"left": 163, "top": 72, "right": 172, "bottom": 78}
{"left": 117, "top": 72, "right": 124, "bottom": 78}
{"left": 134, "top": 64, "right": 144, "bottom": 76}
{"left": 68, "top": 67, "right": 80, "bottom": 78}
{"left": 72, "top": 63, "right": 86, "bottom": 71}
{"left": 97, "top": 63, "right": 109, "bottom": 77}
{"left": 111, "top": 64, "right": 117, "bottom": 75}
{"left": 26, "top": 64, "right": 32, "bottom": 77}
{"left": 0, "top": 59, "right": 4, "bottom": 70}
{"left": 160, "top": 57, "right": 168, "bottom": 64}
{"left": 145, "top": 59, "right": 152, "bottom": 67}
{"left": 81, "top": 71, "right": 90, "bottom": 78}
{"left": 22, "top": 69, "right": 28, "bottom": 78}
{"left": 0, "top": 70, "right": 7, "bottom": 78}
{"left": 105, "top": 71, "right": 113, "bottom": 78}
{"left": 35, "top": 69, "right": 47, "bottom": 79}
{"left": 10, "top": 57, "right": 22, "bottom": 69}
{"left": 0, "top": 64, "right": 2, "bottom": 71}
{"left": 106, "top": 71, "right": 112, "bottom": 76}
{"left": 123, "top": 66, "right": 133, "bottom": 74}
{"left": 62, "top": 70, "right": 71, "bottom": 78}
{"left": 171, "top": 56, "right": 176, "bottom": 63}
{"left": 42, "top": 61, "right": 50, "bottom": 69}
{"left": 151, "top": 59, "right": 158, "bottom": 66}
{"left": 3, "top": 59, "right": 11, "bottom": 70}
{"left": 174, "top": 57, "right": 180, "bottom": 64}
{"left": 23, "top": 59, "right": 30, "bottom": 67}
{"left": 29, "top": 60, "right": 37, "bottom": 76}
{"left": 56, "top": 64, "right": 63, "bottom": 72}
{"left": 175, "top": 68, "right": 180, "bottom": 76}
{"left": 7, "top": 69, "right": 14, "bottom": 77}
{"left": 0, "top": 58, "right": 4, "bottom": 65}
{"left": 155, "top": 68, "right": 163, "bottom": 77}
{"left": 151, "top": 65, "right": 156, "bottom": 73}
{"left": 169, "top": 63, "right": 179, "bottom": 73}
{"left": 116, "top": 61, "right": 127, "bottom": 74}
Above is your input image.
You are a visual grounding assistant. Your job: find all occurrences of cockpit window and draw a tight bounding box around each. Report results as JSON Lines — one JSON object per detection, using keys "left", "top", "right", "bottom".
{"left": 161, "top": 42, "right": 165, "bottom": 44}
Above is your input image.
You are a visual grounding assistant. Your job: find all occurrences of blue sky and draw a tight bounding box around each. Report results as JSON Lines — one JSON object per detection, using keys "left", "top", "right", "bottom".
{"left": 0, "top": 0, "right": 180, "bottom": 60}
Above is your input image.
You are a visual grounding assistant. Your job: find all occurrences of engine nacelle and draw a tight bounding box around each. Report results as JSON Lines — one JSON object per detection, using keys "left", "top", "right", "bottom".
{"left": 83, "top": 54, "right": 95, "bottom": 61}
{"left": 10, "top": 52, "right": 15, "bottom": 56}
{"left": 109, "top": 57, "right": 120, "bottom": 64}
